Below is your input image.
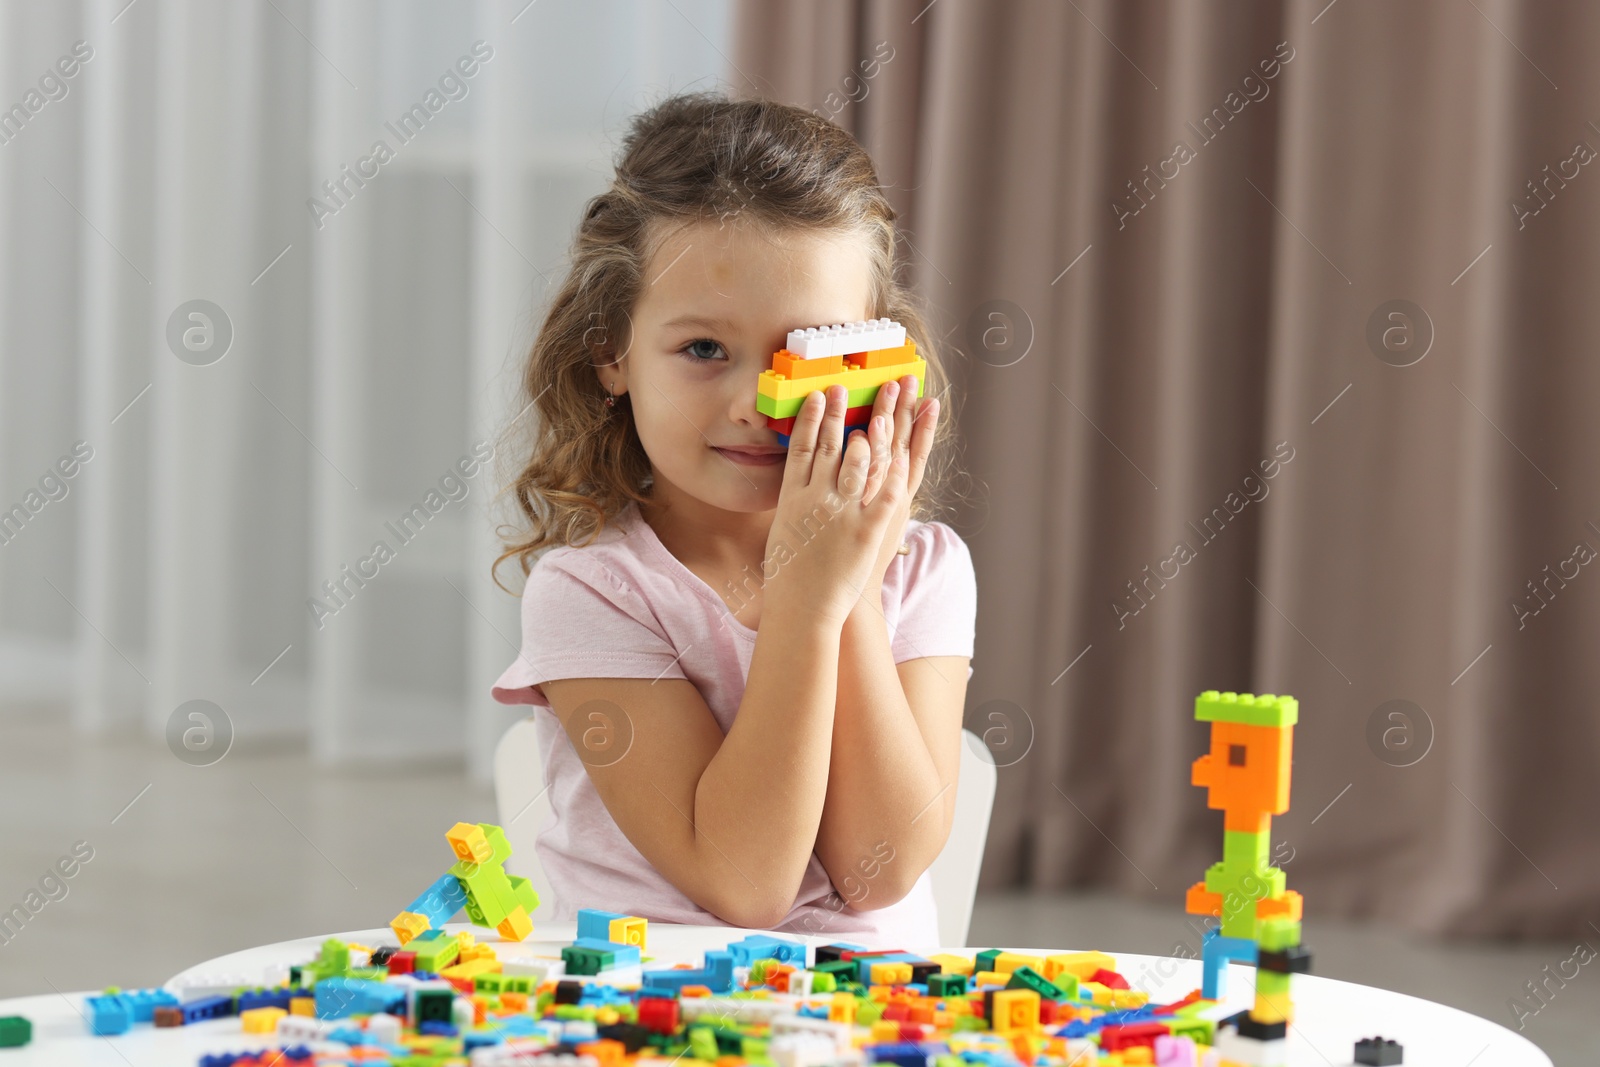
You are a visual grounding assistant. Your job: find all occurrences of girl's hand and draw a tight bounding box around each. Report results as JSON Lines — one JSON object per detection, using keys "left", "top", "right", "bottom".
{"left": 763, "top": 383, "right": 911, "bottom": 629}
{"left": 852, "top": 373, "right": 940, "bottom": 594}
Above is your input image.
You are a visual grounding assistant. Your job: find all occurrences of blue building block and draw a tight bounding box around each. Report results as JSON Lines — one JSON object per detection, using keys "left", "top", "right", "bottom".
{"left": 572, "top": 937, "right": 642, "bottom": 968}
{"left": 405, "top": 873, "right": 468, "bottom": 929}
{"left": 1201, "top": 927, "right": 1259, "bottom": 1000}
{"left": 87, "top": 995, "right": 131, "bottom": 1036}
{"left": 236, "top": 988, "right": 295, "bottom": 1014}
{"left": 576, "top": 908, "right": 631, "bottom": 943}
{"left": 122, "top": 988, "right": 180, "bottom": 1023}
{"left": 180, "top": 995, "right": 235, "bottom": 1024}
{"left": 727, "top": 934, "right": 807, "bottom": 967}
{"left": 641, "top": 949, "right": 734, "bottom": 994}
{"left": 314, "top": 977, "right": 405, "bottom": 1020}
{"left": 868, "top": 1041, "right": 947, "bottom": 1067}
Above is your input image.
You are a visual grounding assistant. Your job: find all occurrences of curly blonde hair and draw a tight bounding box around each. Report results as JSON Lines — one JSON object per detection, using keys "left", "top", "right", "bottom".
{"left": 493, "top": 90, "right": 962, "bottom": 590}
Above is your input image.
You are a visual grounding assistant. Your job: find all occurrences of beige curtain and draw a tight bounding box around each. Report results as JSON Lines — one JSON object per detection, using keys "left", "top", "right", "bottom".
{"left": 733, "top": 0, "right": 1600, "bottom": 938}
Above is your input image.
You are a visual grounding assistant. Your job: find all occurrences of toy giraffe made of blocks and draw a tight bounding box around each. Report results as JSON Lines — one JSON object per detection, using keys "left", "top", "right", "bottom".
{"left": 391, "top": 822, "right": 540, "bottom": 945}
{"left": 758, "top": 318, "right": 927, "bottom": 447}
{"left": 1186, "top": 691, "right": 1313, "bottom": 1036}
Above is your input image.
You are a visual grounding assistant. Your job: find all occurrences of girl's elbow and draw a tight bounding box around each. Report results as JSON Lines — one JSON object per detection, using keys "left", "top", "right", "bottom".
{"left": 713, "top": 892, "right": 795, "bottom": 930}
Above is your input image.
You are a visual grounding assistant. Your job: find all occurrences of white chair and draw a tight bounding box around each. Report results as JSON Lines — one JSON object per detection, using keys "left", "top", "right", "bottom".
{"left": 494, "top": 720, "right": 997, "bottom": 947}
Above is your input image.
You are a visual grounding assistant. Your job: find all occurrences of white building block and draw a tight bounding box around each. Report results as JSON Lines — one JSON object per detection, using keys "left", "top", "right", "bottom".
{"left": 787, "top": 319, "right": 906, "bottom": 359}
{"left": 367, "top": 1012, "right": 402, "bottom": 1044}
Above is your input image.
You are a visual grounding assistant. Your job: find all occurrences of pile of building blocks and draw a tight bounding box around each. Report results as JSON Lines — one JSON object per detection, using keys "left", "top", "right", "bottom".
{"left": 758, "top": 319, "right": 927, "bottom": 447}
{"left": 38, "top": 694, "right": 1405, "bottom": 1066}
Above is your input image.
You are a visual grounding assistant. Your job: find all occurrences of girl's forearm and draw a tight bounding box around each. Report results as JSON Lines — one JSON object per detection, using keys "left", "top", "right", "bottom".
{"left": 815, "top": 589, "right": 948, "bottom": 907}
{"left": 691, "top": 591, "right": 842, "bottom": 927}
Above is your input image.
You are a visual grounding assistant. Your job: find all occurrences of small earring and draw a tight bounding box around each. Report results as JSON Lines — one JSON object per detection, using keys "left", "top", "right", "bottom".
{"left": 603, "top": 384, "right": 616, "bottom": 410}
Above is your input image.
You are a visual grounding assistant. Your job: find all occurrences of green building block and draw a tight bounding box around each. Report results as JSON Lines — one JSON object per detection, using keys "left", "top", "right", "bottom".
{"left": 412, "top": 937, "right": 461, "bottom": 973}
{"left": 0, "top": 1016, "right": 30, "bottom": 1048}
{"left": 1005, "top": 966, "right": 1066, "bottom": 1000}
{"left": 1168, "top": 1015, "right": 1213, "bottom": 1044}
{"left": 1223, "top": 829, "right": 1271, "bottom": 869}
{"left": 688, "top": 1026, "right": 719, "bottom": 1061}
{"left": 1258, "top": 917, "right": 1302, "bottom": 951}
{"left": 928, "top": 973, "right": 968, "bottom": 997}
{"left": 809, "top": 971, "right": 836, "bottom": 993}
{"left": 1255, "top": 969, "right": 1292, "bottom": 997}
{"left": 318, "top": 938, "right": 350, "bottom": 975}
{"left": 974, "top": 949, "right": 1003, "bottom": 973}
{"left": 1195, "top": 691, "right": 1297, "bottom": 728}
{"left": 856, "top": 1000, "right": 885, "bottom": 1026}
{"left": 414, "top": 988, "right": 454, "bottom": 1024}
{"left": 562, "top": 945, "right": 614, "bottom": 976}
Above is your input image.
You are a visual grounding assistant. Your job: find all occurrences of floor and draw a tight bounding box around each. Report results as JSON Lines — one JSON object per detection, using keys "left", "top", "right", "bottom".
{"left": 0, "top": 703, "right": 1589, "bottom": 1063}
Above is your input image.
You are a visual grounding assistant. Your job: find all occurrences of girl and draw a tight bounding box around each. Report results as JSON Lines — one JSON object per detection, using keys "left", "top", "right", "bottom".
{"left": 490, "top": 91, "right": 976, "bottom": 947}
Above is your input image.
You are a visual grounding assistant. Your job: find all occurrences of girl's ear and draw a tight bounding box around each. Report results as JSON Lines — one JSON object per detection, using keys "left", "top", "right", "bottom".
{"left": 594, "top": 365, "right": 629, "bottom": 403}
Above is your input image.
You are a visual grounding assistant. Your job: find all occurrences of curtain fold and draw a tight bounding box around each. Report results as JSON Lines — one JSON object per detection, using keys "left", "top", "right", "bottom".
{"left": 734, "top": 0, "right": 1600, "bottom": 937}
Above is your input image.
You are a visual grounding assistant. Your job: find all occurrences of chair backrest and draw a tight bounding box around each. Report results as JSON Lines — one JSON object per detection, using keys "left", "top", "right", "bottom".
{"left": 929, "top": 728, "right": 998, "bottom": 946}
{"left": 493, "top": 715, "right": 557, "bottom": 919}
{"left": 493, "top": 718, "right": 997, "bottom": 944}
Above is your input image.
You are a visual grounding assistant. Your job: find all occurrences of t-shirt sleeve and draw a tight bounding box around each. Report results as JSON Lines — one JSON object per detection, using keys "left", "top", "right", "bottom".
{"left": 490, "top": 553, "right": 689, "bottom": 707}
{"left": 889, "top": 521, "right": 978, "bottom": 677}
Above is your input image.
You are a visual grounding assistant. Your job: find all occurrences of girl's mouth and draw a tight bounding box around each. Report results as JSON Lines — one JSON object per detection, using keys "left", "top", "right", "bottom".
{"left": 714, "top": 447, "right": 786, "bottom": 467}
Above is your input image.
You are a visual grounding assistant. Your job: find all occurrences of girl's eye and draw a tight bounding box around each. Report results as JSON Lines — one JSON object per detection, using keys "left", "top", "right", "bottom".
{"left": 678, "top": 338, "right": 727, "bottom": 363}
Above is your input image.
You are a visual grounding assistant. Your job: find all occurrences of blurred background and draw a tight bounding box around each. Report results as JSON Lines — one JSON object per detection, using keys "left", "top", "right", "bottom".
{"left": 1, "top": 0, "right": 1596, "bottom": 1061}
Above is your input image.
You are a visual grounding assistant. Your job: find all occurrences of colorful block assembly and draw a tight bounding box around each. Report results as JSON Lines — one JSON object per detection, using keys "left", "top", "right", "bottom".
{"left": 760, "top": 318, "right": 927, "bottom": 446}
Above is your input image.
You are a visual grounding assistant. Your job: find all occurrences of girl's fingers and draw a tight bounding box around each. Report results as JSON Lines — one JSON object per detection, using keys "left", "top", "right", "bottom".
{"left": 891, "top": 374, "right": 918, "bottom": 460}
{"left": 814, "top": 384, "right": 848, "bottom": 468}
{"left": 905, "top": 396, "right": 939, "bottom": 499}
{"left": 856, "top": 414, "right": 890, "bottom": 505}
{"left": 839, "top": 425, "right": 872, "bottom": 501}
{"left": 783, "top": 389, "right": 826, "bottom": 489}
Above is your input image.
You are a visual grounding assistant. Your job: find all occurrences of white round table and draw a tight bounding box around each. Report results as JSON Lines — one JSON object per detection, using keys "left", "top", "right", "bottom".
{"left": 0, "top": 922, "right": 1551, "bottom": 1066}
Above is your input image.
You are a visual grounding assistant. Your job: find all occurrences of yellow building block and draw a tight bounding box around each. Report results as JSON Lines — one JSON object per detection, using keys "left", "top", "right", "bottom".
{"left": 447, "top": 822, "right": 493, "bottom": 864}
{"left": 756, "top": 356, "right": 927, "bottom": 402}
{"left": 988, "top": 989, "right": 1040, "bottom": 1033}
{"left": 930, "top": 954, "right": 974, "bottom": 976}
{"left": 829, "top": 993, "right": 857, "bottom": 1024}
{"left": 441, "top": 956, "right": 502, "bottom": 981}
{"left": 497, "top": 906, "right": 533, "bottom": 942}
{"left": 993, "top": 952, "right": 1045, "bottom": 975}
{"left": 241, "top": 1006, "right": 286, "bottom": 1033}
{"left": 390, "top": 911, "right": 430, "bottom": 946}
{"left": 871, "top": 1020, "right": 901, "bottom": 1043}
{"left": 1250, "top": 991, "right": 1295, "bottom": 1024}
{"left": 1043, "top": 951, "right": 1117, "bottom": 983}
{"left": 609, "top": 916, "right": 648, "bottom": 950}
{"left": 1082, "top": 982, "right": 1114, "bottom": 1006}
{"left": 289, "top": 996, "right": 315, "bottom": 1017}
{"left": 1109, "top": 989, "right": 1149, "bottom": 1009}
{"left": 870, "top": 962, "right": 913, "bottom": 986}
{"left": 971, "top": 970, "right": 1007, "bottom": 987}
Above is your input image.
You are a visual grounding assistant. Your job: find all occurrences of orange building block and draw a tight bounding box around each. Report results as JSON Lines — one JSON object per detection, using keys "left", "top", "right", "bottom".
{"left": 771, "top": 351, "right": 845, "bottom": 379}
{"left": 1191, "top": 720, "right": 1293, "bottom": 832}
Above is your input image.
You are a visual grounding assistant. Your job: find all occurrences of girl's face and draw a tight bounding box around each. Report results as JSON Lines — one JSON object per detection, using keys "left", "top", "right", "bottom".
{"left": 607, "top": 219, "right": 875, "bottom": 516}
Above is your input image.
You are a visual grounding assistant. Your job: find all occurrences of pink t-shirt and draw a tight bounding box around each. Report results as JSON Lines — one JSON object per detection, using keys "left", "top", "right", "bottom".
{"left": 490, "top": 500, "right": 977, "bottom": 949}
